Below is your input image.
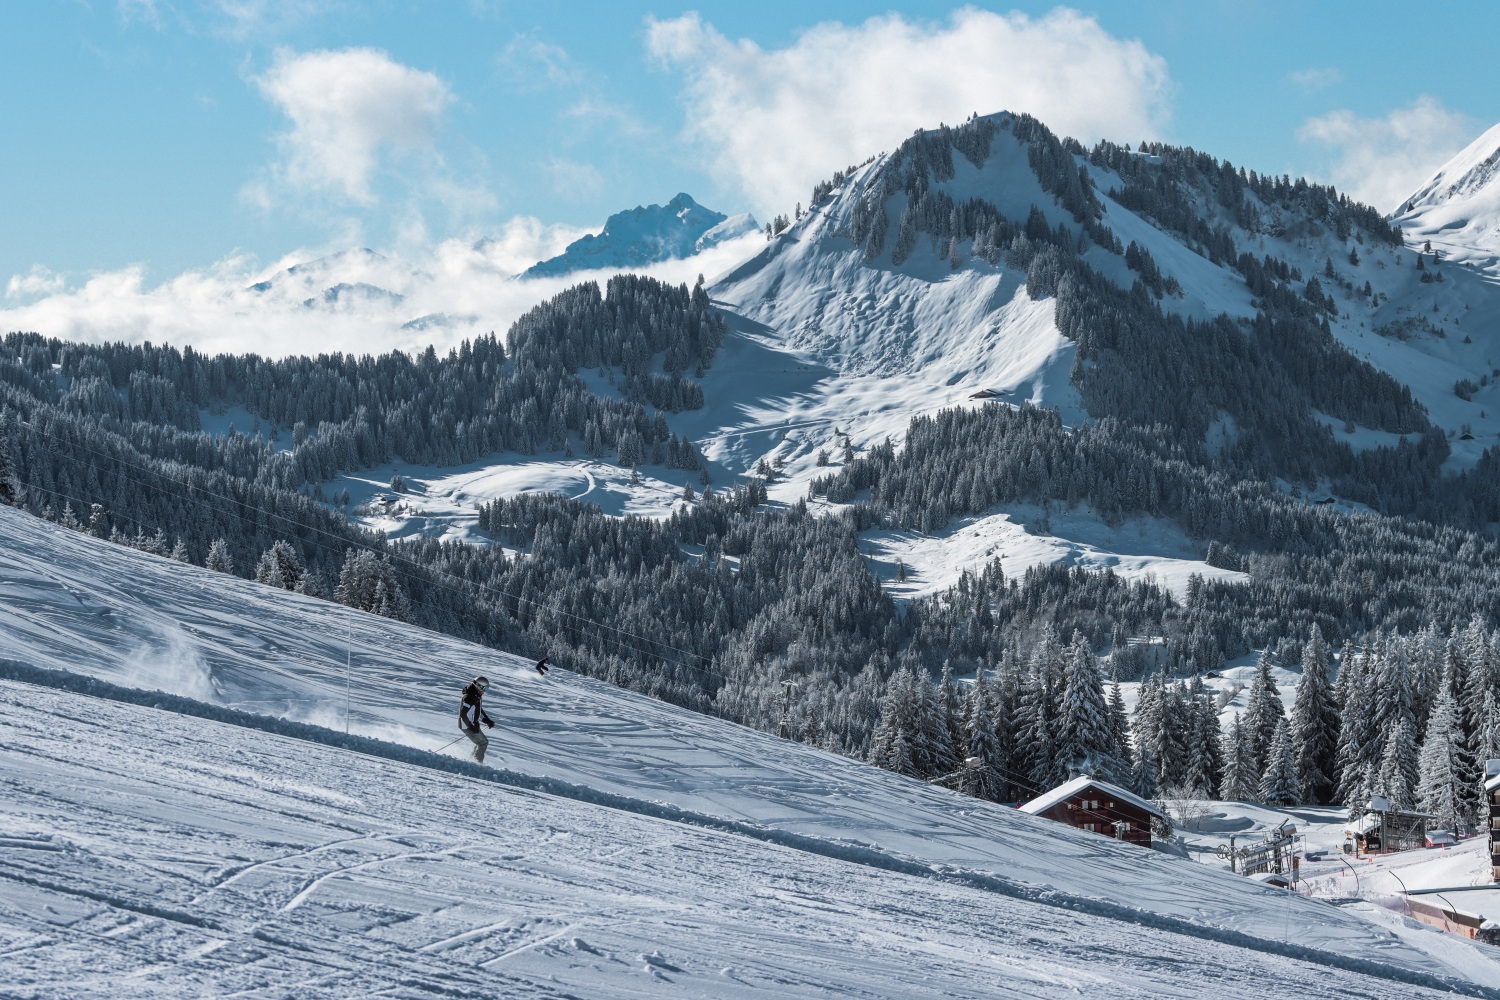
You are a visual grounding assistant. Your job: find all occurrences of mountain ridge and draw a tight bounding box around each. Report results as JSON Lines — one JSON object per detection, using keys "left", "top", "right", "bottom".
{"left": 523, "top": 192, "right": 759, "bottom": 278}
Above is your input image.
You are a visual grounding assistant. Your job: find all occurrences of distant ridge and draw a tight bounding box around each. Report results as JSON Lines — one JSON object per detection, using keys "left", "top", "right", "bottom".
{"left": 522, "top": 193, "right": 758, "bottom": 278}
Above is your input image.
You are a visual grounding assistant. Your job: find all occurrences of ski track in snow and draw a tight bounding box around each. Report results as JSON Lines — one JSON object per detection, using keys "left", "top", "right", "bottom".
{"left": 0, "top": 677, "right": 1491, "bottom": 999}
{"left": 3, "top": 507, "right": 1500, "bottom": 995}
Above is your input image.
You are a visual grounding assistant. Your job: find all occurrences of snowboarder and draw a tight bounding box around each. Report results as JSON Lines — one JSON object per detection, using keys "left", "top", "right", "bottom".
{"left": 535, "top": 657, "right": 550, "bottom": 676}
{"left": 458, "top": 675, "right": 495, "bottom": 762}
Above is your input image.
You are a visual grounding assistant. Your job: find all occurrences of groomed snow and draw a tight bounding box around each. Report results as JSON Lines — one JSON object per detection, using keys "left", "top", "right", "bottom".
{"left": 2, "top": 674, "right": 1489, "bottom": 998}
{"left": 4, "top": 508, "right": 1499, "bottom": 993}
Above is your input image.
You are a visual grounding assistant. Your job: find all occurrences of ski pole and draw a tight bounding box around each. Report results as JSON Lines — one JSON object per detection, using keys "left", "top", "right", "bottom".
{"left": 434, "top": 732, "right": 472, "bottom": 754}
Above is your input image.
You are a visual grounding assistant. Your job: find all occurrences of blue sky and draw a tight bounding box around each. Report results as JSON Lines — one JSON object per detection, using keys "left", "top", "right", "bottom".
{"left": 4, "top": 1, "right": 1498, "bottom": 285}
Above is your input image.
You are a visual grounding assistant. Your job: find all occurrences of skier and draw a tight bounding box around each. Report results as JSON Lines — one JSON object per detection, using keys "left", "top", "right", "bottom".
{"left": 458, "top": 675, "right": 495, "bottom": 762}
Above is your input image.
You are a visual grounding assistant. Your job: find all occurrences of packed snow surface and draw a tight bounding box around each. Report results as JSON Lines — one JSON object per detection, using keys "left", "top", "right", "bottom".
{"left": 2, "top": 506, "right": 1498, "bottom": 996}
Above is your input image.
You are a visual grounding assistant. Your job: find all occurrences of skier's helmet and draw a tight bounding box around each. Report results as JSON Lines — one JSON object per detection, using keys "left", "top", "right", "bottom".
{"left": 474, "top": 675, "right": 490, "bottom": 690}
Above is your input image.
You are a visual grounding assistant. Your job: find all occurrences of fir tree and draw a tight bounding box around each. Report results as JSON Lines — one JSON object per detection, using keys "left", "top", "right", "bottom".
{"left": 1417, "top": 686, "right": 1465, "bottom": 832}
{"left": 1219, "top": 713, "right": 1258, "bottom": 801}
{"left": 1258, "top": 717, "right": 1300, "bottom": 806}
{"left": 1375, "top": 718, "right": 1417, "bottom": 810}
{"left": 1058, "top": 635, "right": 1118, "bottom": 780}
{"left": 0, "top": 410, "right": 20, "bottom": 506}
{"left": 1184, "top": 692, "right": 1223, "bottom": 798}
{"left": 1243, "top": 650, "right": 1285, "bottom": 776}
{"left": 1291, "top": 624, "right": 1340, "bottom": 804}
{"left": 205, "top": 538, "right": 234, "bottom": 574}
{"left": 1107, "top": 678, "right": 1134, "bottom": 773}
{"left": 255, "top": 540, "right": 304, "bottom": 592}
{"left": 963, "top": 667, "right": 1003, "bottom": 800}
{"left": 1335, "top": 648, "right": 1378, "bottom": 813}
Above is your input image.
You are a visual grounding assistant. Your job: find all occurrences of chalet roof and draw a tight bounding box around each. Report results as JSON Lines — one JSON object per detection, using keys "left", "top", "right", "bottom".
{"left": 1486, "top": 771, "right": 1500, "bottom": 794}
{"left": 1018, "top": 774, "right": 1166, "bottom": 822}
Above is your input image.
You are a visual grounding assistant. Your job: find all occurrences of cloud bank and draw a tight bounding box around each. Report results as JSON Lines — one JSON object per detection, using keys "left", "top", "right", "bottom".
{"left": 0, "top": 221, "right": 764, "bottom": 360}
{"left": 1299, "top": 96, "right": 1476, "bottom": 213}
{"left": 647, "top": 7, "right": 1172, "bottom": 217}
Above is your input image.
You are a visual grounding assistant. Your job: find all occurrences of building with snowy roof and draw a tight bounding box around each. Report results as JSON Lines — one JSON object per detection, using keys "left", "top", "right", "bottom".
{"left": 1018, "top": 775, "right": 1164, "bottom": 847}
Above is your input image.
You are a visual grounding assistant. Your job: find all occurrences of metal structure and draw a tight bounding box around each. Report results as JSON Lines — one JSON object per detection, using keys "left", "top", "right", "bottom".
{"left": 1220, "top": 821, "right": 1299, "bottom": 880}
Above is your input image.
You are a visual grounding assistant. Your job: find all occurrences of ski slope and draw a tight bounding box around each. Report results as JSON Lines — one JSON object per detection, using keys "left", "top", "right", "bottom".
{"left": 2, "top": 506, "right": 1498, "bottom": 995}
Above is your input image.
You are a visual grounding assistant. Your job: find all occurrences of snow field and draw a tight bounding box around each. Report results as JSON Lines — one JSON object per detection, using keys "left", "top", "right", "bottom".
{"left": 3, "top": 676, "right": 1484, "bottom": 999}
{"left": 2, "top": 506, "right": 1497, "bottom": 993}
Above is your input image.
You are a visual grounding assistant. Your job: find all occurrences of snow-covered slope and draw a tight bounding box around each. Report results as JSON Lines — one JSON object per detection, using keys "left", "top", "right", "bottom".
{"left": 1395, "top": 122, "right": 1500, "bottom": 261}
{"left": 2, "top": 506, "right": 1498, "bottom": 994}
{"left": 523, "top": 193, "right": 759, "bottom": 278}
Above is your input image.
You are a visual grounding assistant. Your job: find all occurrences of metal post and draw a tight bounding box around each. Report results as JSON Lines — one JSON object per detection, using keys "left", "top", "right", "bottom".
{"left": 345, "top": 621, "right": 352, "bottom": 735}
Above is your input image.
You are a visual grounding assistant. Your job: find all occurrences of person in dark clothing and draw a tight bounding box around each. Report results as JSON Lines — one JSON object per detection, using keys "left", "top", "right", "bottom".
{"left": 458, "top": 675, "right": 494, "bottom": 762}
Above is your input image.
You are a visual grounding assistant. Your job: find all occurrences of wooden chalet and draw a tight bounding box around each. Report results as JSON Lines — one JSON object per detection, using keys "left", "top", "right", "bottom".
{"left": 1018, "top": 775, "right": 1163, "bottom": 847}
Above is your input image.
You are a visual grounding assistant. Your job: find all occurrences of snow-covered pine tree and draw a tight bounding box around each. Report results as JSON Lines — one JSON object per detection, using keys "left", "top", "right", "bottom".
{"left": 868, "top": 668, "right": 921, "bottom": 778}
{"left": 1020, "top": 633, "right": 1065, "bottom": 791}
{"left": 1375, "top": 718, "right": 1417, "bottom": 810}
{"left": 1258, "top": 717, "right": 1300, "bottom": 806}
{"left": 335, "top": 549, "right": 411, "bottom": 621}
{"left": 0, "top": 410, "right": 20, "bottom": 506}
{"left": 962, "top": 667, "right": 1003, "bottom": 801}
{"left": 1292, "top": 624, "right": 1340, "bottom": 804}
{"left": 255, "top": 540, "right": 304, "bottom": 591}
{"left": 205, "top": 538, "right": 234, "bottom": 574}
{"left": 1376, "top": 637, "right": 1417, "bottom": 743}
{"left": 916, "top": 669, "right": 957, "bottom": 779}
{"left": 1184, "top": 693, "right": 1223, "bottom": 799}
{"left": 937, "top": 661, "right": 965, "bottom": 775}
{"left": 1131, "top": 672, "right": 1163, "bottom": 783}
{"left": 1219, "top": 713, "right": 1258, "bottom": 801}
{"left": 1058, "top": 634, "right": 1119, "bottom": 781}
{"left": 1417, "top": 685, "right": 1465, "bottom": 832}
{"left": 1335, "top": 648, "right": 1378, "bottom": 814}
{"left": 1243, "top": 650, "right": 1285, "bottom": 777}
{"left": 1440, "top": 648, "right": 1484, "bottom": 828}
{"left": 1107, "top": 677, "right": 1134, "bottom": 773}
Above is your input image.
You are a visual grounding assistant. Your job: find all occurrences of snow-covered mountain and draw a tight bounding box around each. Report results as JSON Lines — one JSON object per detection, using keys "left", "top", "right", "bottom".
{"left": 3, "top": 505, "right": 1497, "bottom": 994}
{"left": 522, "top": 193, "right": 759, "bottom": 278}
{"left": 248, "top": 247, "right": 428, "bottom": 306}
{"left": 1394, "top": 121, "right": 1500, "bottom": 261}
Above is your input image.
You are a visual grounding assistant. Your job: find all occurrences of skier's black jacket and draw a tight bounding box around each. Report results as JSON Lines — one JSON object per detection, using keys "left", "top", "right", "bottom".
{"left": 459, "top": 681, "right": 493, "bottom": 731}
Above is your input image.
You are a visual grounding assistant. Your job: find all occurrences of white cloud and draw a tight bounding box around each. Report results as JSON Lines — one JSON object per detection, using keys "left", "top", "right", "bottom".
{"left": 1288, "top": 67, "right": 1341, "bottom": 92}
{"left": 646, "top": 7, "right": 1172, "bottom": 216}
{"left": 215, "top": 0, "right": 343, "bottom": 39}
{"left": 0, "top": 222, "right": 761, "bottom": 360}
{"left": 6, "top": 266, "right": 66, "bottom": 301}
{"left": 1299, "top": 96, "right": 1476, "bottom": 213}
{"left": 497, "top": 33, "right": 581, "bottom": 88}
{"left": 252, "top": 47, "right": 453, "bottom": 205}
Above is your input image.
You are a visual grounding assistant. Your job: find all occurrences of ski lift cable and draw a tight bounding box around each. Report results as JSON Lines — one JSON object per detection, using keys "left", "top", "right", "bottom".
{"left": 10, "top": 465, "right": 719, "bottom": 685}
{"left": 16, "top": 472, "right": 732, "bottom": 694}
{"left": 20, "top": 458, "right": 1150, "bottom": 803}
{"left": 12, "top": 417, "right": 727, "bottom": 680}
{"left": 10, "top": 413, "right": 714, "bottom": 671}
